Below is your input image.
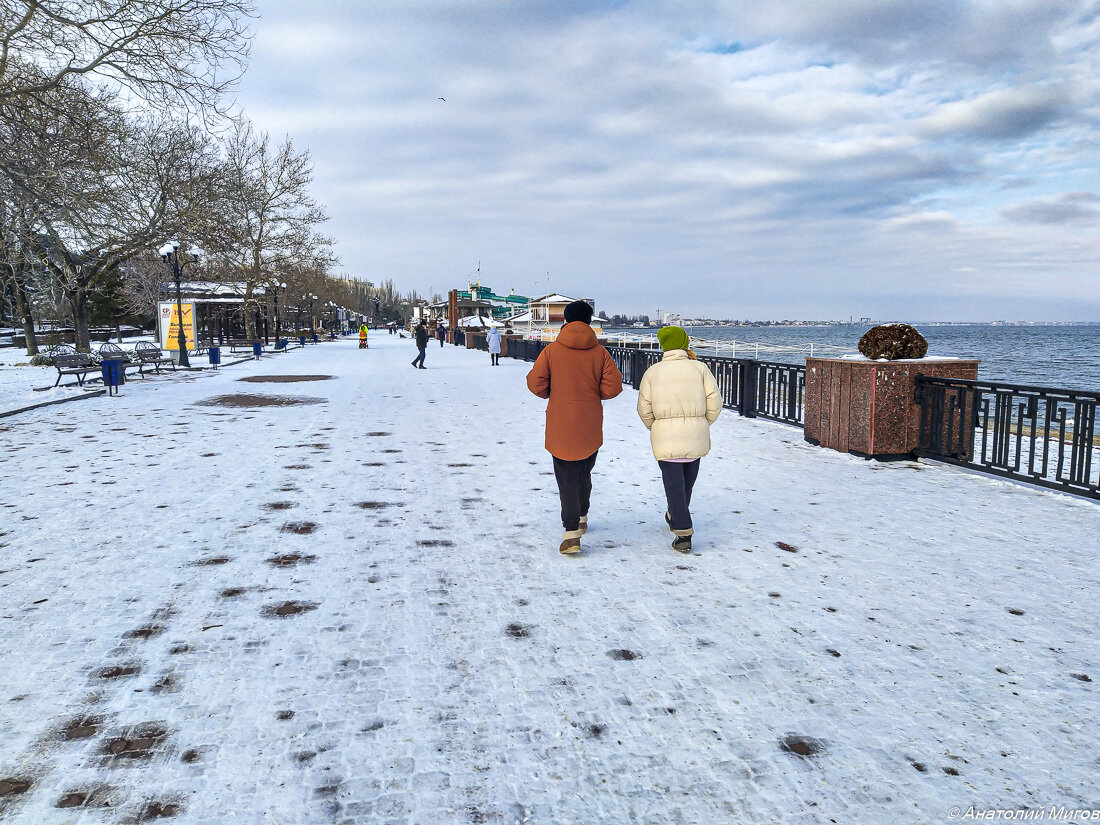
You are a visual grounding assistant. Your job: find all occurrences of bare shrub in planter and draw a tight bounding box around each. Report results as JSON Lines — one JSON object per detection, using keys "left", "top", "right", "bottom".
{"left": 857, "top": 324, "right": 928, "bottom": 360}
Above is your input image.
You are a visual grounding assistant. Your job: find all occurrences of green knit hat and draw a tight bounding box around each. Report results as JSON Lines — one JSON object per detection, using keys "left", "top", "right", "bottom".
{"left": 658, "top": 325, "right": 689, "bottom": 351}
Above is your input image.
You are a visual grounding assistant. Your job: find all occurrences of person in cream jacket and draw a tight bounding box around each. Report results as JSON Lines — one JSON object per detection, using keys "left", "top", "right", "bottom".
{"left": 636, "top": 326, "right": 722, "bottom": 553}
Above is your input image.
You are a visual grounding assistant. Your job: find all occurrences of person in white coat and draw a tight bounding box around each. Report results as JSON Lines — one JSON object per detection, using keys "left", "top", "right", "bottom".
{"left": 636, "top": 326, "right": 722, "bottom": 553}
{"left": 486, "top": 326, "right": 503, "bottom": 366}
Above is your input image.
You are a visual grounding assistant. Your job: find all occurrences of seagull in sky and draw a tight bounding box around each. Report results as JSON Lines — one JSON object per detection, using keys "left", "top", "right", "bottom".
{"left": 438, "top": 97, "right": 446, "bottom": 101}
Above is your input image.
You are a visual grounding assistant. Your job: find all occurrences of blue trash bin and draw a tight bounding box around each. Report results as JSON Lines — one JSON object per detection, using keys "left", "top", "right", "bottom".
{"left": 299, "top": 335, "right": 306, "bottom": 346}
{"left": 208, "top": 346, "right": 221, "bottom": 367}
{"left": 100, "top": 359, "right": 122, "bottom": 395}
{"left": 312, "top": 333, "right": 319, "bottom": 343}
{"left": 252, "top": 341, "right": 262, "bottom": 359}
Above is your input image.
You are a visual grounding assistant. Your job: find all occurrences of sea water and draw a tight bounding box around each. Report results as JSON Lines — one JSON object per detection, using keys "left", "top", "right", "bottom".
{"left": 607, "top": 324, "right": 1100, "bottom": 392}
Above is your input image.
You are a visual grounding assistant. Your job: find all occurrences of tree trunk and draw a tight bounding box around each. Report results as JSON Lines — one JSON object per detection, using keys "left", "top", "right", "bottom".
{"left": 70, "top": 289, "right": 91, "bottom": 352}
{"left": 12, "top": 270, "right": 39, "bottom": 355}
{"left": 242, "top": 290, "right": 256, "bottom": 340}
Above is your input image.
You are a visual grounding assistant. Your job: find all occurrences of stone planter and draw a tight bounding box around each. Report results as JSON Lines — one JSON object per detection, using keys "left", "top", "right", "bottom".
{"left": 804, "top": 357, "right": 979, "bottom": 458}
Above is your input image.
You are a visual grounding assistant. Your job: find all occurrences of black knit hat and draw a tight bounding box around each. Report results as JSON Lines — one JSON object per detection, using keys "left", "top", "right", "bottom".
{"left": 563, "top": 300, "right": 593, "bottom": 324}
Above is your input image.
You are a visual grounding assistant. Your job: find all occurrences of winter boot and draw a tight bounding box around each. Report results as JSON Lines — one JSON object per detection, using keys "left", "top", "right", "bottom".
{"left": 559, "top": 527, "right": 583, "bottom": 555}
{"left": 671, "top": 535, "right": 692, "bottom": 554}
{"left": 559, "top": 538, "right": 582, "bottom": 555}
{"left": 578, "top": 515, "right": 588, "bottom": 536}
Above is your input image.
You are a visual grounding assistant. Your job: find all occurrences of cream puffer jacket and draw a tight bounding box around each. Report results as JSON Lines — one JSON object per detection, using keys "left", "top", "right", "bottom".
{"left": 637, "top": 350, "right": 722, "bottom": 460}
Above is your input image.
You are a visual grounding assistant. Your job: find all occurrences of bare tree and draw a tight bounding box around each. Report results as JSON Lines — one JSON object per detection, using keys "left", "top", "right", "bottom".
{"left": 119, "top": 251, "right": 168, "bottom": 319}
{"left": 0, "top": 0, "right": 253, "bottom": 116}
{"left": 0, "top": 198, "right": 41, "bottom": 353}
{"left": 2, "top": 76, "right": 222, "bottom": 349}
{"left": 219, "top": 117, "right": 337, "bottom": 339}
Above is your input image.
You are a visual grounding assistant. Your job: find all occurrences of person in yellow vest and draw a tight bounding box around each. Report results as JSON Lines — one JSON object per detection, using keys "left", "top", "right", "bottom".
{"left": 359, "top": 324, "right": 369, "bottom": 349}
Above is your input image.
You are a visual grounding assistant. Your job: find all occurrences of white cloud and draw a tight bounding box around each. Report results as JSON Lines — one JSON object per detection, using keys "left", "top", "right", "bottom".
{"left": 232, "top": 0, "right": 1100, "bottom": 321}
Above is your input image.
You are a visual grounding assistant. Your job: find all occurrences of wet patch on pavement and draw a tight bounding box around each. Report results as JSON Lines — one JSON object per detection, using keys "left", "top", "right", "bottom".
{"left": 98, "top": 664, "right": 141, "bottom": 679}
{"left": 280, "top": 522, "right": 318, "bottom": 534}
{"left": 238, "top": 375, "right": 332, "bottom": 383}
{"left": 101, "top": 723, "right": 170, "bottom": 761}
{"left": 607, "top": 649, "right": 642, "bottom": 661}
{"left": 266, "top": 553, "right": 317, "bottom": 567}
{"left": 262, "top": 601, "right": 319, "bottom": 618}
{"left": 196, "top": 394, "right": 326, "bottom": 408}
{"left": 780, "top": 734, "right": 825, "bottom": 757}
{"left": 137, "top": 799, "right": 182, "bottom": 820}
{"left": 124, "top": 625, "right": 165, "bottom": 640}
{"left": 62, "top": 715, "right": 104, "bottom": 740}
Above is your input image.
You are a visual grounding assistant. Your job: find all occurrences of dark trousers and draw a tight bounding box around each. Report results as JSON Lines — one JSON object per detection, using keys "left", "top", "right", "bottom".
{"left": 412, "top": 346, "right": 426, "bottom": 367}
{"left": 659, "top": 459, "right": 701, "bottom": 532}
{"left": 553, "top": 451, "right": 598, "bottom": 531}
{"left": 491, "top": 353, "right": 500, "bottom": 365}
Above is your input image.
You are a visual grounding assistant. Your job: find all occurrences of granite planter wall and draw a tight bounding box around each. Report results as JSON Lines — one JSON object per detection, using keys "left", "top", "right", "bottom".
{"left": 804, "top": 357, "right": 979, "bottom": 459}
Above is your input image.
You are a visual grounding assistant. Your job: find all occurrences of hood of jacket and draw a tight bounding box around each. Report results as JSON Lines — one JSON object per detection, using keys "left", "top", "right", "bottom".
{"left": 555, "top": 321, "right": 598, "bottom": 350}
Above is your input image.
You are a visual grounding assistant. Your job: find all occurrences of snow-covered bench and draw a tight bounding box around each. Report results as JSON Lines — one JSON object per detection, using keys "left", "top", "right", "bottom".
{"left": 52, "top": 353, "right": 96, "bottom": 387}
{"left": 97, "top": 342, "right": 143, "bottom": 378}
{"left": 133, "top": 342, "right": 176, "bottom": 375}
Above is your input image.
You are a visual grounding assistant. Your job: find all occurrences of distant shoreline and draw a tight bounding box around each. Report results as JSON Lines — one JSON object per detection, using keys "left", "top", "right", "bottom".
{"left": 605, "top": 321, "right": 1099, "bottom": 330}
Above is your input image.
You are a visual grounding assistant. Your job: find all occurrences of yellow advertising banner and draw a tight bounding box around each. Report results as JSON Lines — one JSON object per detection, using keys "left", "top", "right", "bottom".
{"left": 163, "top": 302, "right": 196, "bottom": 350}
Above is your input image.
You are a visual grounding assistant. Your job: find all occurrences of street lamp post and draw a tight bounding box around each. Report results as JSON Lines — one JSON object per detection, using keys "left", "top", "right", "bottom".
{"left": 272, "top": 281, "right": 286, "bottom": 345}
{"left": 309, "top": 294, "right": 317, "bottom": 331}
{"left": 158, "top": 240, "right": 195, "bottom": 368}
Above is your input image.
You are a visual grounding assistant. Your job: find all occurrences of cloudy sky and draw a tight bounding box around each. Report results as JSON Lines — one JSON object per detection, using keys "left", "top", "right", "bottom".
{"left": 233, "top": 1, "right": 1099, "bottom": 322}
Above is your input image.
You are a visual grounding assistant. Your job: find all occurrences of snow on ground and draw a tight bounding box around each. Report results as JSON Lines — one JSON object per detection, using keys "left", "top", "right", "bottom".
{"left": 0, "top": 334, "right": 1096, "bottom": 825}
{"left": 0, "top": 347, "right": 105, "bottom": 415}
{"left": 0, "top": 338, "right": 173, "bottom": 416}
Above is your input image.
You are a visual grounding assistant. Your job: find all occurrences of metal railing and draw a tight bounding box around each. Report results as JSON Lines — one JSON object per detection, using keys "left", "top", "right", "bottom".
{"left": 604, "top": 346, "right": 805, "bottom": 426}
{"left": 914, "top": 376, "right": 1099, "bottom": 500}
{"left": 474, "top": 333, "right": 1097, "bottom": 499}
{"left": 469, "top": 334, "right": 806, "bottom": 425}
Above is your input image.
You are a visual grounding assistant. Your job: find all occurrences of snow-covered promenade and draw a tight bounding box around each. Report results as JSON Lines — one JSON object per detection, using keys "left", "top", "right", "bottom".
{"left": 1, "top": 334, "right": 1096, "bottom": 825}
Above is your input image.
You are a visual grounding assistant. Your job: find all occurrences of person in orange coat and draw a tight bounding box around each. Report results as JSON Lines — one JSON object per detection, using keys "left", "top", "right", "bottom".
{"left": 526, "top": 300, "right": 623, "bottom": 555}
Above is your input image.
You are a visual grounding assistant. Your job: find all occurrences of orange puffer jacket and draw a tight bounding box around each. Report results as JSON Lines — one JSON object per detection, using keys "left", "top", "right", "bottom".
{"left": 526, "top": 322, "right": 624, "bottom": 460}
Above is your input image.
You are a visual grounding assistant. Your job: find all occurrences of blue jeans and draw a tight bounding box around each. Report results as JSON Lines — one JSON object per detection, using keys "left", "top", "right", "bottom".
{"left": 413, "top": 346, "right": 426, "bottom": 367}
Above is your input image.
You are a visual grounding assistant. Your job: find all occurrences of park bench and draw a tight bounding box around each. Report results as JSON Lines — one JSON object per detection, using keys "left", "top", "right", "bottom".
{"left": 97, "top": 342, "right": 143, "bottom": 379}
{"left": 133, "top": 342, "right": 176, "bottom": 375}
{"left": 52, "top": 353, "right": 96, "bottom": 387}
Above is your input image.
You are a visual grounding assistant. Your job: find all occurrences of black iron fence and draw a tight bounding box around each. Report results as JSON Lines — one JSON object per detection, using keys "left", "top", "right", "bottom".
{"left": 477, "top": 335, "right": 808, "bottom": 424}
{"left": 470, "top": 332, "right": 1098, "bottom": 500}
{"left": 914, "top": 376, "right": 1099, "bottom": 500}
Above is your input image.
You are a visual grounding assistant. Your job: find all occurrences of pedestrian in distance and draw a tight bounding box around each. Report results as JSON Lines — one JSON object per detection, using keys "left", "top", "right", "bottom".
{"left": 411, "top": 320, "right": 428, "bottom": 368}
{"left": 486, "top": 326, "right": 502, "bottom": 365}
{"left": 454, "top": 326, "right": 465, "bottom": 346}
{"left": 526, "top": 300, "right": 623, "bottom": 555}
{"left": 636, "top": 326, "right": 721, "bottom": 554}
{"left": 359, "top": 323, "right": 369, "bottom": 349}
{"left": 437, "top": 324, "right": 446, "bottom": 347}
